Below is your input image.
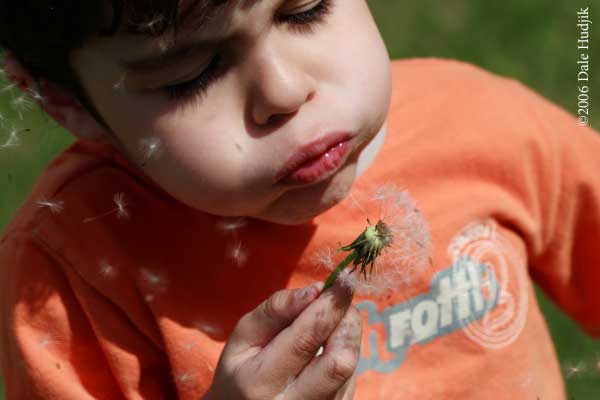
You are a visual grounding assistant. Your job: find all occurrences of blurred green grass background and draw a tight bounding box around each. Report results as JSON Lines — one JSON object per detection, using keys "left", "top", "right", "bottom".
{"left": 1, "top": 0, "right": 599, "bottom": 398}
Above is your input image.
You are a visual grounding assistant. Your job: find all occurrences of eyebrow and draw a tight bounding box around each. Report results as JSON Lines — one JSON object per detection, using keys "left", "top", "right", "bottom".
{"left": 119, "top": 0, "right": 261, "bottom": 73}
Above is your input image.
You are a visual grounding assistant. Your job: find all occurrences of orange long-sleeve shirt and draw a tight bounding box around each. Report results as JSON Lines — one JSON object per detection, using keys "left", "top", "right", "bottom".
{"left": 1, "top": 58, "right": 600, "bottom": 399}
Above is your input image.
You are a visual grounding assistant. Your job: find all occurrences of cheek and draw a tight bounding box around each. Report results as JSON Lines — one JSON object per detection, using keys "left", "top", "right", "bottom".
{"left": 150, "top": 117, "right": 248, "bottom": 190}
{"left": 323, "top": 0, "right": 392, "bottom": 119}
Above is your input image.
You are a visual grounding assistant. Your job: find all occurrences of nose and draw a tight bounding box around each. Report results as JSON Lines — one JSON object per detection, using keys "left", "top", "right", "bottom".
{"left": 246, "top": 45, "right": 316, "bottom": 126}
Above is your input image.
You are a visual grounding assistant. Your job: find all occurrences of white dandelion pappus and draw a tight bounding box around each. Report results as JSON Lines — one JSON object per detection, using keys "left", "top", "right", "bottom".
{"left": 192, "top": 319, "right": 224, "bottom": 337}
{"left": 226, "top": 240, "right": 249, "bottom": 267}
{"left": 24, "top": 87, "right": 45, "bottom": 103}
{"left": 113, "top": 192, "right": 130, "bottom": 219}
{"left": 11, "top": 94, "right": 35, "bottom": 120}
{"left": 317, "top": 183, "right": 432, "bottom": 297}
{"left": 98, "top": 259, "right": 119, "bottom": 279}
{"left": 36, "top": 198, "right": 65, "bottom": 214}
{"left": 37, "top": 333, "right": 59, "bottom": 348}
{"left": 0, "top": 127, "right": 30, "bottom": 149}
{"left": 139, "top": 136, "right": 164, "bottom": 167}
{"left": 0, "top": 82, "right": 16, "bottom": 94}
{"left": 216, "top": 216, "right": 247, "bottom": 234}
{"left": 138, "top": 267, "right": 169, "bottom": 295}
{"left": 83, "top": 192, "right": 130, "bottom": 223}
{"left": 310, "top": 247, "right": 336, "bottom": 271}
{"left": 139, "top": 14, "right": 164, "bottom": 33}
{"left": 563, "top": 361, "right": 587, "bottom": 379}
{"left": 112, "top": 73, "right": 127, "bottom": 91}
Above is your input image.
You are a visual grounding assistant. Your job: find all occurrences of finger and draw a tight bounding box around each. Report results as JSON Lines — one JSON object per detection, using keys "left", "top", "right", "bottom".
{"left": 227, "top": 282, "right": 324, "bottom": 355}
{"left": 337, "top": 373, "right": 358, "bottom": 400}
{"left": 256, "top": 279, "right": 355, "bottom": 389}
{"left": 288, "top": 305, "right": 362, "bottom": 400}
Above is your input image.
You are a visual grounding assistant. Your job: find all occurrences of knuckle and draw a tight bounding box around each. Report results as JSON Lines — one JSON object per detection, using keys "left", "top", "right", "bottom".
{"left": 261, "top": 289, "right": 290, "bottom": 321}
{"left": 346, "top": 306, "right": 362, "bottom": 328}
{"left": 326, "top": 353, "right": 357, "bottom": 383}
{"left": 292, "top": 329, "right": 323, "bottom": 359}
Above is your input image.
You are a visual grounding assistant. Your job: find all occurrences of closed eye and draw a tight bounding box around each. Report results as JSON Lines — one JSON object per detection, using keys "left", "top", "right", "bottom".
{"left": 160, "top": 0, "right": 335, "bottom": 103}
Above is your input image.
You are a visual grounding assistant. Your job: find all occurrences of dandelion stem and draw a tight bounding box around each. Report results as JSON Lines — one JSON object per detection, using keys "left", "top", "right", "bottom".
{"left": 323, "top": 251, "right": 358, "bottom": 291}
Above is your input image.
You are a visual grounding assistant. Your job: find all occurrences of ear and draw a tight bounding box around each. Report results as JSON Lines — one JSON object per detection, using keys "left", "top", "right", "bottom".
{"left": 2, "top": 52, "right": 110, "bottom": 142}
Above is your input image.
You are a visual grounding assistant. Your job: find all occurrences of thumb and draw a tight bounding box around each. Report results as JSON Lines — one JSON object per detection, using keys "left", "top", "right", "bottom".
{"left": 228, "top": 282, "right": 325, "bottom": 354}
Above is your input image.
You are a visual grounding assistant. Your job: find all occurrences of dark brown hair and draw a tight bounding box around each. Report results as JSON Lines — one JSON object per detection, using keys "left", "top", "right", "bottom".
{"left": 0, "top": 0, "right": 227, "bottom": 124}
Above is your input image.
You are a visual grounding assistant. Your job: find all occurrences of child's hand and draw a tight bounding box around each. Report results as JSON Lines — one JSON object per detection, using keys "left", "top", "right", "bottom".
{"left": 204, "top": 281, "right": 361, "bottom": 400}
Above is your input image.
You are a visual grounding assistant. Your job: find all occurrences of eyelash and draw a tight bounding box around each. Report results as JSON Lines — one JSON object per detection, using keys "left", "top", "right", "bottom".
{"left": 162, "top": 0, "right": 334, "bottom": 102}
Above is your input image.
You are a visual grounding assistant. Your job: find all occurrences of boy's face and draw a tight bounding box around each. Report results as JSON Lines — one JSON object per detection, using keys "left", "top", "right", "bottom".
{"left": 69, "top": 0, "right": 392, "bottom": 225}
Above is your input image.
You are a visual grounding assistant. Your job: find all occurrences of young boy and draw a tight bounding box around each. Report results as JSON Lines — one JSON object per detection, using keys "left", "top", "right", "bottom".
{"left": 1, "top": 1, "right": 599, "bottom": 399}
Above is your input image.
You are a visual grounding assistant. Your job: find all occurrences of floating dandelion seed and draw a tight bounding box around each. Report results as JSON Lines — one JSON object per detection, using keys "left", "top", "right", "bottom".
{"left": 0, "top": 82, "right": 16, "bottom": 93}
{"left": 11, "top": 94, "right": 35, "bottom": 120}
{"left": 83, "top": 192, "right": 130, "bottom": 223}
{"left": 0, "top": 127, "right": 31, "bottom": 149}
{"left": 113, "top": 73, "right": 127, "bottom": 91}
{"left": 594, "top": 353, "right": 600, "bottom": 374}
{"left": 98, "top": 259, "right": 119, "bottom": 279}
{"left": 0, "top": 112, "right": 6, "bottom": 127}
{"left": 193, "top": 319, "right": 224, "bottom": 336}
{"left": 311, "top": 248, "right": 336, "bottom": 271}
{"left": 216, "top": 216, "right": 247, "bottom": 234}
{"left": 139, "top": 14, "right": 164, "bottom": 33}
{"left": 319, "top": 184, "right": 432, "bottom": 296}
{"left": 563, "top": 361, "right": 587, "bottom": 379}
{"left": 157, "top": 37, "right": 172, "bottom": 53}
{"left": 138, "top": 268, "right": 169, "bottom": 295}
{"left": 36, "top": 198, "right": 64, "bottom": 214}
{"left": 37, "top": 333, "right": 59, "bottom": 348}
{"left": 226, "top": 240, "right": 249, "bottom": 267}
{"left": 176, "top": 372, "right": 193, "bottom": 384}
{"left": 139, "top": 136, "right": 164, "bottom": 167}
{"left": 25, "top": 87, "right": 45, "bottom": 103}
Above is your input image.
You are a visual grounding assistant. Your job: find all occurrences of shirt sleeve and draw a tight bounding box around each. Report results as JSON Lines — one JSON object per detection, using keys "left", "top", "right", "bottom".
{"left": 0, "top": 233, "right": 178, "bottom": 399}
{"left": 514, "top": 81, "right": 600, "bottom": 338}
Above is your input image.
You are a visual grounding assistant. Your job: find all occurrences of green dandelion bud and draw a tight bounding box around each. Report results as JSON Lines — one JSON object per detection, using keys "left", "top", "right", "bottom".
{"left": 323, "top": 218, "right": 394, "bottom": 290}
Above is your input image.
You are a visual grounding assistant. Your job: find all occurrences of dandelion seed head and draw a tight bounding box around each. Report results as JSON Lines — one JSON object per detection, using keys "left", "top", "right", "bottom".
{"left": 318, "top": 184, "right": 432, "bottom": 297}
{"left": 36, "top": 198, "right": 64, "bottom": 214}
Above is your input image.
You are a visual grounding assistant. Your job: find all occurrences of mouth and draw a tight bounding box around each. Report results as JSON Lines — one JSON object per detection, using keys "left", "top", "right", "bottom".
{"left": 274, "top": 131, "right": 357, "bottom": 187}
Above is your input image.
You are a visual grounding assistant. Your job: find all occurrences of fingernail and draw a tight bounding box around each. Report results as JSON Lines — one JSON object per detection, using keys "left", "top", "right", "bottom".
{"left": 296, "top": 282, "right": 320, "bottom": 301}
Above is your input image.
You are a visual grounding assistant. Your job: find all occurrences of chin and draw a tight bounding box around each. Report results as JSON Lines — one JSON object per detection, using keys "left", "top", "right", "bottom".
{"left": 254, "top": 158, "right": 358, "bottom": 226}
